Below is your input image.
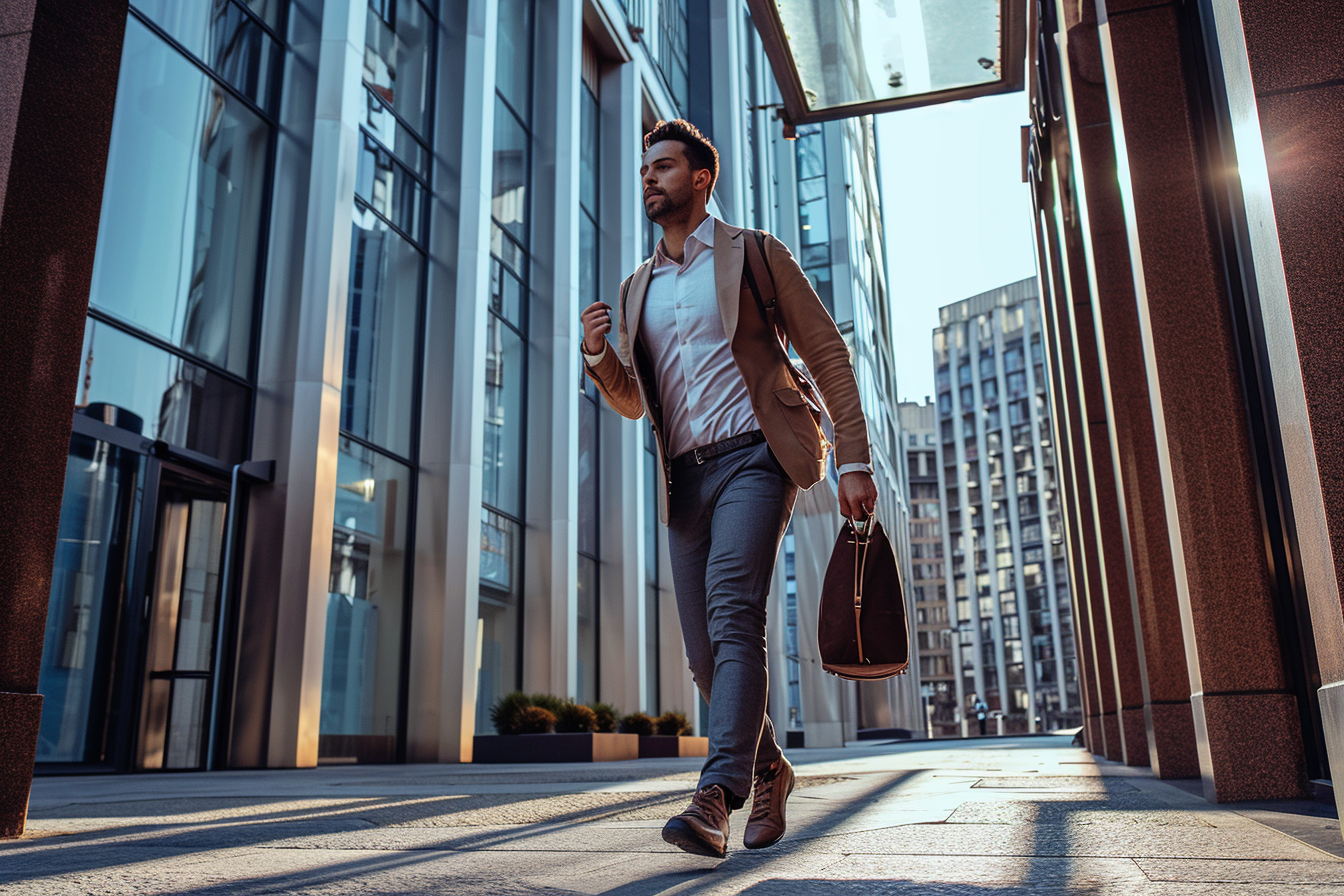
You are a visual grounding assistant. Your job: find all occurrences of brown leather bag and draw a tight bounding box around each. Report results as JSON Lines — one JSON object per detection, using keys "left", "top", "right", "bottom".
{"left": 817, "top": 518, "right": 910, "bottom": 680}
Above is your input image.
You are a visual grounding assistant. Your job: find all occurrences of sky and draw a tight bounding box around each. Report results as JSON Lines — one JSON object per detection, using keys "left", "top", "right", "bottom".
{"left": 875, "top": 92, "right": 1039, "bottom": 404}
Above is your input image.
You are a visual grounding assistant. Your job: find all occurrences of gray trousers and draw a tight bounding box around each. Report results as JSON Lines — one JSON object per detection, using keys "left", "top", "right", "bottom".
{"left": 667, "top": 439, "right": 797, "bottom": 807}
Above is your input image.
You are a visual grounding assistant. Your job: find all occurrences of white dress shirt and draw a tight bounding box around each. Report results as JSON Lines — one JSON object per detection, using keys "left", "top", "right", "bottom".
{"left": 587, "top": 215, "right": 871, "bottom": 474}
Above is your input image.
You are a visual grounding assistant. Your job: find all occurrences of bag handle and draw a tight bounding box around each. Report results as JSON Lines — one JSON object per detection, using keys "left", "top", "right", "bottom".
{"left": 848, "top": 516, "right": 874, "bottom": 665}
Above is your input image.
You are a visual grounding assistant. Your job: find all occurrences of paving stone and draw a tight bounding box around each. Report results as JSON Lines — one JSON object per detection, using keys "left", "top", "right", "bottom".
{"left": 1135, "top": 857, "right": 1344, "bottom": 883}
{"left": 3, "top": 736, "right": 1339, "bottom": 896}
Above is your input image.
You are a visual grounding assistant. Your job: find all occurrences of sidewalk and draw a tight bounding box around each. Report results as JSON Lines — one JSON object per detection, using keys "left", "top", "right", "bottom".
{"left": 2, "top": 735, "right": 1340, "bottom": 894}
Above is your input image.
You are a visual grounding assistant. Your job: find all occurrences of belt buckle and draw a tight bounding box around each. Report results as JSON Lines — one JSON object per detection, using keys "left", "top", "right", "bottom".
{"left": 693, "top": 446, "right": 706, "bottom": 465}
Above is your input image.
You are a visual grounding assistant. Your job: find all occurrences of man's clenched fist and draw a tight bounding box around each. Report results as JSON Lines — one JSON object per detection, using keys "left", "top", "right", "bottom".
{"left": 581, "top": 301, "right": 612, "bottom": 356}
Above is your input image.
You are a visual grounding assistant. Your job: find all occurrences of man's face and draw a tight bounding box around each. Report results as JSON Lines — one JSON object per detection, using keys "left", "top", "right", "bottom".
{"left": 640, "top": 140, "right": 708, "bottom": 222}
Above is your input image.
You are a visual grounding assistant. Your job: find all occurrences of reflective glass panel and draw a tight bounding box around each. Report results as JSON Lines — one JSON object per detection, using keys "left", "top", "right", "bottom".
{"left": 477, "top": 508, "right": 521, "bottom": 731}
{"left": 579, "top": 85, "right": 599, "bottom": 216}
{"left": 577, "top": 397, "right": 598, "bottom": 556}
{"left": 364, "top": 0, "right": 433, "bottom": 139}
{"left": 90, "top": 18, "right": 270, "bottom": 376}
{"left": 495, "top": 0, "right": 533, "bottom": 115}
{"left": 489, "top": 257, "right": 525, "bottom": 330}
{"left": 481, "top": 315, "right": 525, "bottom": 517}
{"left": 492, "top": 100, "right": 530, "bottom": 245}
{"left": 75, "top": 320, "right": 250, "bottom": 463}
{"left": 342, "top": 212, "right": 424, "bottom": 458}
{"left": 363, "top": 88, "right": 429, "bottom": 177}
{"left": 134, "top": 0, "right": 280, "bottom": 108}
{"left": 576, "top": 555, "right": 597, "bottom": 705}
{"left": 357, "top": 135, "right": 426, "bottom": 243}
{"left": 774, "top": 0, "right": 1004, "bottom": 113}
{"left": 321, "top": 439, "right": 411, "bottom": 763}
{"left": 37, "top": 436, "right": 145, "bottom": 763}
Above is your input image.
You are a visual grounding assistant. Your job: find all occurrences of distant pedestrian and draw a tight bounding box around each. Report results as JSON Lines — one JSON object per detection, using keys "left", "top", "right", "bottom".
{"left": 972, "top": 695, "right": 989, "bottom": 736}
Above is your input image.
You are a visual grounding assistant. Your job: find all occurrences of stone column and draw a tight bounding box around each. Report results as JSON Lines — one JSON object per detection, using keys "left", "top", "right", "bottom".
{"left": 1034, "top": 181, "right": 1112, "bottom": 757}
{"left": 1206, "top": 0, "right": 1344, "bottom": 806}
{"left": 1085, "top": 0, "right": 1203, "bottom": 780}
{"left": 0, "top": 0, "right": 126, "bottom": 839}
{"left": 521, "top": 0, "right": 582, "bottom": 698}
{"left": 1048, "top": 3, "right": 1156, "bottom": 768}
{"left": 596, "top": 55, "right": 652, "bottom": 717}
{"left": 250, "top": 0, "right": 365, "bottom": 769}
{"left": 404, "top": 0, "right": 493, "bottom": 762}
{"left": 427, "top": 0, "right": 498, "bottom": 762}
{"left": 1089, "top": 0, "right": 1306, "bottom": 801}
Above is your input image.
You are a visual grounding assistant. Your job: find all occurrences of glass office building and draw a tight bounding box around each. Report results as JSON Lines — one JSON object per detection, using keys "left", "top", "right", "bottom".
{"left": 34, "top": 0, "right": 903, "bottom": 771}
{"left": 774, "top": 113, "right": 921, "bottom": 744}
{"left": 932, "top": 278, "right": 1080, "bottom": 734}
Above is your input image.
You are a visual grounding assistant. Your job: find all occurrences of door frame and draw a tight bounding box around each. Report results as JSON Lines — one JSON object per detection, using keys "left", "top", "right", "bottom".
{"left": 36, "top": 413, "right": 273, "bottom": 774}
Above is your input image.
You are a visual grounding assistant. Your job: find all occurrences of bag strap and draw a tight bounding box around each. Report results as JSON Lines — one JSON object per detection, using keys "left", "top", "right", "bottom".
{"left": 742, "top": 229, "right": 785, "bottom": 353}
{"left": 851, "top": 518, "right": 873, "bottom": 665}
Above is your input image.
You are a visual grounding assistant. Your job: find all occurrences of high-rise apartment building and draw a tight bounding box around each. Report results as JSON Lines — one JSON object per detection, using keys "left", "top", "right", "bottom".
{"left": 899, "top": 399, "right": 956, "bottom": 736}
{"left": 23, "top": 0, "right": 906, "bottom": 774}
{"left": 933, "top": 278, "right": 1080, "bottom": 734}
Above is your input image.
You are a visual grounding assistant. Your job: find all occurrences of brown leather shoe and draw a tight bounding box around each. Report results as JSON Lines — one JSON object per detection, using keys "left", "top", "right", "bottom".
{"left": 662, "top": 784, "right": 731, "bottom": 857}
{"left": 743, "top": 756, "right": 795, "bottom": 849}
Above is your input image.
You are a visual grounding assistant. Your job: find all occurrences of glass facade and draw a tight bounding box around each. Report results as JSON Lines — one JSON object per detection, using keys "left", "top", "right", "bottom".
{"left": 476, "top": 0, "right": 534, "bottom": 732}
{"left": 29, "top": 0, "right": 839, "bottom": 774}
{"left": 794, "top": 123, "right": 832, "bottom": 315}
{"left": 319, "top": 0, "right": 436, "bottom": 764}
{"left": 576, "top": 43, "right": 602, "bottom": 705}
{"left": 38, "top": 0, "right": 284, "bottom": 770}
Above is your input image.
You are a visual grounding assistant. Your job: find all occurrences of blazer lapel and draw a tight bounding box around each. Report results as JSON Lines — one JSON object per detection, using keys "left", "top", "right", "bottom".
{"left": 714, "top": 219, "right": 744, "bottom": 344}
{"left": 624, "top": 259, "right": 654, "bottom": 353}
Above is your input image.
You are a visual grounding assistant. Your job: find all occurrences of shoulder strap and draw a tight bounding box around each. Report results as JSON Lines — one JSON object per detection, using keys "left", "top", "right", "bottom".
{"left": 742, "top": 229, "right": 785, "bottom": 352}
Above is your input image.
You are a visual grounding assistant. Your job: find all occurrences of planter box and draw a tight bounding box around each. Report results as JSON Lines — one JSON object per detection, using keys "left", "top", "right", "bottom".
{"left": 638, "top": 735, "right": 709, "bottom": 759}
{"left": 472, "top": 732, "right": 639, "bottom": 763}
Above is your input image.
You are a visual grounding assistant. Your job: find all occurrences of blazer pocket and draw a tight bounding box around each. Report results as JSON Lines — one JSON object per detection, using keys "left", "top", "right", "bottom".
{"left": 774, "top": 388, "right": 824, "bottom": 460}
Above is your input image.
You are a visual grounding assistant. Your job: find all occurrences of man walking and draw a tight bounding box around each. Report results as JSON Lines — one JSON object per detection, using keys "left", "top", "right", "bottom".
{"left": 581, "top": 120, "right": 877, "bottom": 858}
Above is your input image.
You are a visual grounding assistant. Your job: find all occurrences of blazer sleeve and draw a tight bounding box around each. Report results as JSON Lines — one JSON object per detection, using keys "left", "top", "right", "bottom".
{"left": 583, "top": 275, "right": 645, "bottom": 421}
{"left": 764, "top": 233, "right": 873, "bottom": 469}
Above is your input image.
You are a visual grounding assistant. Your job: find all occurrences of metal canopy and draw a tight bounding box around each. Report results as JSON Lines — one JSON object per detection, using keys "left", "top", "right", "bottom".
{"left": 746, "top": 0, "right": 1028, "bottom": 131}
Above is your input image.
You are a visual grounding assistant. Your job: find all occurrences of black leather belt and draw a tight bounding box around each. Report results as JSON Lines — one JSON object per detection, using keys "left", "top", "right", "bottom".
{"left": 671, "top": 430, "right": 766, "bottom": 470}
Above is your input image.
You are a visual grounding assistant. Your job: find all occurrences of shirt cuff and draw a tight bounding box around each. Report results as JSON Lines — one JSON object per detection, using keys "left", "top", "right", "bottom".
{"left": 837, "top": 462, "right": 874, "bottom": 477}
{"left": 582, "top": 343, "right": 608, "bottom": 366}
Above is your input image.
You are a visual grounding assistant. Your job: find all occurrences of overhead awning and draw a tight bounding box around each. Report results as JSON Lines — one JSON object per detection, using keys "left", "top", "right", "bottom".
{"left": 746, "top": 0, "right": 1028, "bottom": 132}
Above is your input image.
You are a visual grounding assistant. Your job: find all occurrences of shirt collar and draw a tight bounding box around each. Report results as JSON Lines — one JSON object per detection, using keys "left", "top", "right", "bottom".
{"left": 653, "top": 214, "right": 717, "bottom": 269}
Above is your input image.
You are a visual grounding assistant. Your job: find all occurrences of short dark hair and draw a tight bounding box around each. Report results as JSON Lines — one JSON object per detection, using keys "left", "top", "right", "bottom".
{"left": 643, "top": 119, "right": 719, "bottom": 197}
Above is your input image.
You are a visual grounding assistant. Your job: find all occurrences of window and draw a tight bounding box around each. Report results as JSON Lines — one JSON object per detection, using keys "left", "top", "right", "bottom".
{"left": 89, "top": 15, "right": 271, "bottom": 378}
{"left": 477, "top": 0, "right": 533, "bottom": 732}
{"left": 576, "top": 46, "right": 602, "bottom": 705}
{"left": 323, "top": 0, "right": 436, "bottom": 763}
{"left": 323, "top": 439, "right": 413, "bottom": 763}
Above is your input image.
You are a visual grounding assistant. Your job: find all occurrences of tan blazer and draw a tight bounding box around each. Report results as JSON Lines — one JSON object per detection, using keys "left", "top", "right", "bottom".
{"left": 584, "top": 218, "right": 871, "bottom": 523}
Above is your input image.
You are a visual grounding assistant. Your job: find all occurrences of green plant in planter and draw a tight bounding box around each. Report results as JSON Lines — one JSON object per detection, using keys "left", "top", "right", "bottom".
{"left": 516, "top": 705, "right": 557, "bottom": 734}
{"left": 654, "top": 711, "right": 692, "bottom": 737}
{"left": 555, "top": 702, "right": 598, "bottom": 733}
{"left": 618, "top": 711, "right": 655, "bottom": 737}
{"left": 491, "top": 691, "right": 535, "bottom": 735}
{"left": 587, "top": 702, "right": 619, "bottom": 733}
{"left": 529, "top": 693, "right": 566, "bottom": 716}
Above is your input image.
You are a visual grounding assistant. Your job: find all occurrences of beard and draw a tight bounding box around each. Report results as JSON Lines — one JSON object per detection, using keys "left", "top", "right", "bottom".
{"left": 643, "top": 188, "right": 689, "bottom": 222}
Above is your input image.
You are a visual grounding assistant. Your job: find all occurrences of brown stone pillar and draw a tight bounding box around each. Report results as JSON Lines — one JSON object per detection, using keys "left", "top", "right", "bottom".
{"left": 1036, "top": 1, "right": 1151, "bottom": 767}
{"left": 0, "top": 0, "right": 126, "bottom": 838}
{"left": 1089, "top": 0, "right": 1202, "bottom": 783}
{"left": 1229, "top": 0, "right": 1344, "bottom": 799}
{"left": 1032, "top": 148, "right": 1115, "bottom": 759}
{"left": 1094, "top": 0, "right": 1307, "bottom": 801}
